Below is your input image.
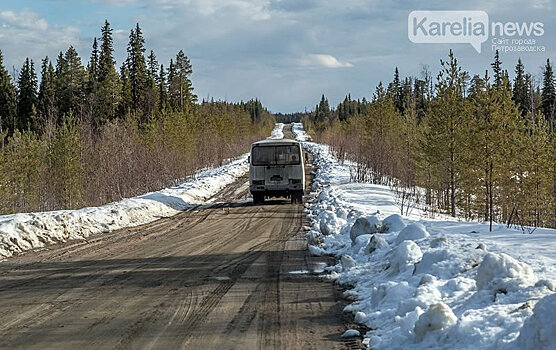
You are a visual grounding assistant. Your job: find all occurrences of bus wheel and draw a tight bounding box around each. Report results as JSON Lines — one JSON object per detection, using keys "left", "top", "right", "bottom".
{"left": 253, "top": 193, "right": 264, "bottom": 205}
{"left": 291, "top": 191, "right": 303, "bottom": 204}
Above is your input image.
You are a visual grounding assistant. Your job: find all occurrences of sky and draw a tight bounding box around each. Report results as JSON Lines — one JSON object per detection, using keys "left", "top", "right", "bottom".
{"left": 0, "top": 0, "right": 555, "bottom": 113}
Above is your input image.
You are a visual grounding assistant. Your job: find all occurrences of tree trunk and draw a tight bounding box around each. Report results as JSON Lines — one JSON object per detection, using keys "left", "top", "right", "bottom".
{"left": 489, "top": 161, "right": 494, "bottom": 232}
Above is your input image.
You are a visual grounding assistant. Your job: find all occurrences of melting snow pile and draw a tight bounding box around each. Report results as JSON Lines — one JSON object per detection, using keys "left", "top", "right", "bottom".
{"left": 270, "top": 122, "right": 285, "bottom": 139}
{"left": 292, "top": 122, "right": 556, "bottom": 349}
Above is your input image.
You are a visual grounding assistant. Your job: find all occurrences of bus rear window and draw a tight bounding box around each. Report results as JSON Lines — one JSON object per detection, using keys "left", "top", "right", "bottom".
{"left": 252, "top": 145, "right": 300, "bottom": 166}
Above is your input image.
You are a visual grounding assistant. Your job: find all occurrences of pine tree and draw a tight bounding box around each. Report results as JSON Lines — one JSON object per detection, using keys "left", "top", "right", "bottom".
{"left": 467, "top": 72, "right": 521, "bottom": 230}
{"left": 16, "top": 58, "right": 39, "bottom": 132}
{"left": 516, "top": 117, "right": 552, "bottom": 227}
{"left": 423, "top": 50, "right": 467, "bottom": 217}
{"left": 174, "top": 50, "right": 197, "bottom": 111}
{"left": 0, "top": 50, "right": 17, "bottom": 138}
{"left": 541, "top": 59, "right": 555, "bottom": 130}
{"left": 468, "top": 74, "right": 486, "bottom": 98}
{"left": 38, "top": 57, "right": 56, "bottom": 128}
{"left": 1, "top": 129, "right": 46, "bottom": 212}
{"left": 50, "top": 115, "right": 83, "bottom": 209}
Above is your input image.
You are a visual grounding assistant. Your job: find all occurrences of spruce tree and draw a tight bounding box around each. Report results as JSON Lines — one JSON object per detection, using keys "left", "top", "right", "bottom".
{"left": 119, "top": 62, "right": 132, "bottom": 116}
{"left": 541, "top": 59, "right": 555, "bottom": 130}
{"left": 158, "top": 64, "right": 169, "bottom": 114}
{"left": 167, "top": 59, "right": 176, "bottom": 111}
{"left": 388, "top": 67, "right": 404, "bottom": 114}
{"left": 38, "top": 57, "right": 57, "bottom": 128}
{"left": 16, "top": 58, "right": 39, "bottom": 132}
{"left": 513, "top": 58, "right": 530, "bottom": 117}
{"left": 0, "top": 50, "right": 17, "bottom": 137}
{"left": 89, "top": 37, "right": 99, "bottom": 87}
{"left": 99, "top": 20, "right": 115, "bottom": 82}
{"left": 315, "top": 94, "right": 331, "bottom": 129}
{"left": 148, "top": 50, "right": 158, "bottom": 80}
{"left": 59, "top": 46, "right": 86, "bottom": 118}
{"left": 491, "top": 50, "right": 503, "bottom": 87}
{"left": 126, "top": 23, "right": 148, "bottom": 115}
{"left": 97, "top": 20, "right": 120, "bottom": 125}
{"left": 144, "top": 50, "right": 159, "bottom": 119}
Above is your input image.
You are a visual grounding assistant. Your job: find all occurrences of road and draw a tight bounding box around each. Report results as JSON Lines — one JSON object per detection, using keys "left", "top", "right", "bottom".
{"left": 0, "top": 131, "right": 360, "bottom": 349}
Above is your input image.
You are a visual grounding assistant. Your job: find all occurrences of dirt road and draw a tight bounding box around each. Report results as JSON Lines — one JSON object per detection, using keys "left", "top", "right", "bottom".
{"left": 0, "top": 141, "right": 358, "bottom": 349}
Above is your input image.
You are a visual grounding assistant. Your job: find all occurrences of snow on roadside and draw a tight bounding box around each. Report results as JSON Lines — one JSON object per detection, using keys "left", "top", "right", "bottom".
{"left": 292, "top": 122, "right": 556, "bottom": 350}
{"left": 0, "top": 156, "right": 248, "bottom": 259}
{"left": 0, "top": 123, "right": 285, "bottom": 259}
{"left": 270, "top": 122, "right": 285, "bottom": 139}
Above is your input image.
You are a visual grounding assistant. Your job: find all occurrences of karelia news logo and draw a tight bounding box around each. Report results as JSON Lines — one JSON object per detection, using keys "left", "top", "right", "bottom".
{"left": 408, "top": 11, "right": 545, "bottom": 53}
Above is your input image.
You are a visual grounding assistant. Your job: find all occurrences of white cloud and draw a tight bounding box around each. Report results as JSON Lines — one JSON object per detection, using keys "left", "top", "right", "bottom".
{"left": 301, "top": 54, "right": 354, "bottom": 68}
{"left": 90, "top": 0, "right": 137, "bottom": 7}
{"left": 0, "top": 9, "right": 81, "bottom": 70}
{"left": 0, "top": 9, "right": 49, "bottom": 31}
{"left": 144, "top": 0, "right": 271, "bottom": 20}
{"left": 532, "top": 0, "right": 552, "bottom": 9}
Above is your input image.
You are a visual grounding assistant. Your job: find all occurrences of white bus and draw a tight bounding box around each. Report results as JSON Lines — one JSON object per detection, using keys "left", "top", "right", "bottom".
{"left": 249, "top": 138, "right": 305, "bottom": 204}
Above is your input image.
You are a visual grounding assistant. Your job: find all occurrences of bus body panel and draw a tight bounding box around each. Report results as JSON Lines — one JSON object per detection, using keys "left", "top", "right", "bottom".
{"left": 249, "top": 139, "right": 305, "bottom": 200}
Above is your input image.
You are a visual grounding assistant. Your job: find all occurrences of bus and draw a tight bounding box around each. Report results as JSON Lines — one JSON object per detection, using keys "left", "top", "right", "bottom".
{"left": 249, "top": 138, "right": 305, "bottom": 204}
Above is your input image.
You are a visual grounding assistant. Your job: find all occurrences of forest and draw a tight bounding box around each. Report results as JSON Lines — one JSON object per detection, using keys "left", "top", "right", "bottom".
{"left": 0, "top": 21, "right": 274, "bottom": 214}
{"left": 303, "top": 50, "right": 555, "bottom": 230}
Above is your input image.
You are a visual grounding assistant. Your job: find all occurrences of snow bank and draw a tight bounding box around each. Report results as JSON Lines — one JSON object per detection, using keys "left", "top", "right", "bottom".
{"left": 0, "top": 155, "right": 249, "bottom": 258}
{"left": 292, "top": 122, "right": 556, "bottom": 349}
{"left": 382, "top": 214, "right": 406, "bottom": 232}
{"left": 476, "top": 252, "right": 537, "bottom": 291}
{"left": 515, "top": 293, "right": 556, "bottom": 349}
{"left": 269, "top": 122, "right": 284, "bottom": 139}
{"left": 395, "top": 223, "right": 429, "bottom": 245}
{"left": 414, "top": 303, "right": 457, "bottom": 340}
{"left": 350, "top": 216, "right": 381, "bottom": 244}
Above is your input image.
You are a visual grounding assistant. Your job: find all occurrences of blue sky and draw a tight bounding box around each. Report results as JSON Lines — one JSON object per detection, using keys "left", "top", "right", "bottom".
{"left": 0, "top": 0, "right": 555, "bottom": 112}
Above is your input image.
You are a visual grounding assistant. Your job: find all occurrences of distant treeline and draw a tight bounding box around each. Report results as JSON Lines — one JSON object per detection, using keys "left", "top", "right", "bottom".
{"left": 302, "top": 50, "right": 555, "bottom": 230}
{"left": 274, "top": 113, "right": 303, "bottom": 124}
{"left": 0, "top": 21, "right": 274, "bottom": 214}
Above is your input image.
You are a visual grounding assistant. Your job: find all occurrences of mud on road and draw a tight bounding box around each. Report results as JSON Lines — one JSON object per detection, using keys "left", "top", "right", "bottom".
{"left": 0, "top": 138, "right": 360, "bottom": 349}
